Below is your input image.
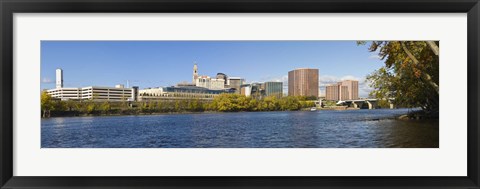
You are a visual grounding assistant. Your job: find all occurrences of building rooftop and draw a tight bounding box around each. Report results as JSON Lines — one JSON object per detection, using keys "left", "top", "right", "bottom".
{"left": 293, "top": 68, "right": 318, "bottom": 70}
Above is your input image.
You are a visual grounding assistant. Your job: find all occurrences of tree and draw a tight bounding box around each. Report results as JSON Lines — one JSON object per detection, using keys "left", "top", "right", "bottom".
{"left": 41, "top": 91, "right": 54, "bottom": 117}
{"left": 248, "top": 98, "right": 258, "bottom": 111}
{"left": 141, "top": 101, "right": 152, "bottom": 113}
{"left": 284, "top": 96, "right": 300, "bottom": 110}
{"left": 101, "top": 101, "right": 111, "bottom": 114}
{"left": 359, "top": 41, "right": 439, "bottom": 115}
{"left": 86, "top": 102, "right": 97, "bottom": 114}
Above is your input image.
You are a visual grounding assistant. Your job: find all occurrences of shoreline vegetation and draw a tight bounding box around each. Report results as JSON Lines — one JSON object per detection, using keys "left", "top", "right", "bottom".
{"left": 42, "top": 93, "right": 320, "bottom": 118}
{"left": 42, "top": 92, "right": 433, "bottom": 120}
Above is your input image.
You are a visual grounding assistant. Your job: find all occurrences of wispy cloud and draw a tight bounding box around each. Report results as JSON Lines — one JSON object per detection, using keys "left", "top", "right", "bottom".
{"left": 368, "top": 54, "right": 382, "bottom": 60}
{"left": 42, "top": 77, "right": 53, "bottom": 83}
{"left": 358, "top": 79, "right": 373, "bottom": 98}
{"left": 252, "top": 75, "right": 288, "bottom": 86}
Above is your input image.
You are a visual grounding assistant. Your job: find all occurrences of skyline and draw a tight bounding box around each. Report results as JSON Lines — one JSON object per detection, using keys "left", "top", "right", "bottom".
{"left": 41, "top": 41, "right": 385, "bottom": 97}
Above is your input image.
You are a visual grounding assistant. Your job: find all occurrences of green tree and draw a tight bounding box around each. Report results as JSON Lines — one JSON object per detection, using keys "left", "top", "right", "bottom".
{"left": 359, "top": 41, "right": 439, "bottom": 115}
{"left": 53, "top": 100, "right": 67, "bottom": 112}
{"left": 65, "top": 100, "right": 77, "bottom": 111}
{"left": 101, "top": 101, "right": 111, "bottom": 114}
{"left": 284, "top": 96, "right": 300, "bottom": 110}
{"left": 41, "top": 91, "right": 54, "bottom": 117}
{"left": 156, "top": 100, "right": 164, "bottom": 112}
{"left": 174, "top": 100, "right": 181, "bottom": 112}
{"left": 248, "top": 98, "right": 258, "bottom": 111}
{"left": 264, "top": 96, "right": 279, "bottom": 111}
{"left": 86, "top": 102, "right": 96, "bottom": 114}
{"left": 140, "top": 102, "right": 151, "bottom": 113}
{"left": 256, "top": 100, "right": 268, "bottom": 111}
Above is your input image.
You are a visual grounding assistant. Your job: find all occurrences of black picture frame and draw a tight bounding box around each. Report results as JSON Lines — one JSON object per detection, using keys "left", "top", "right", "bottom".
{"left": 1, "top": 0, "right": 479, "bottom": 188}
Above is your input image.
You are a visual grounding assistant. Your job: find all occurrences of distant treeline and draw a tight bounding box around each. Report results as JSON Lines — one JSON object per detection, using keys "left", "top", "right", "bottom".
{"left": 41, "top": 92, "right": 317, "bottom": 117}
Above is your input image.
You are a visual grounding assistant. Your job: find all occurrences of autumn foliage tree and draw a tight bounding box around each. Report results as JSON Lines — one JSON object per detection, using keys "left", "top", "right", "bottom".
{"left": 359, "top": 41, "right": 439, "bottom": 116}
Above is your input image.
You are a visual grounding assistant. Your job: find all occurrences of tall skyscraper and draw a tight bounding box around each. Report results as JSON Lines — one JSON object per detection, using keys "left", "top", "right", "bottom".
{"left": 56, "top": 68, "right": 63, "bottom": 89}
{"left": 192, "top": 63, "right": 198, "bottom": 83}
{"left": 288, "top": 68, "right": 319, "bottom": 97}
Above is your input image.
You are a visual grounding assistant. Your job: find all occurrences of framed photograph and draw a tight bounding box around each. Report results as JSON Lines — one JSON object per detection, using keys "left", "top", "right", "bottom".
{"left": 1, "top": 0, "right": 479, "bottom": 188}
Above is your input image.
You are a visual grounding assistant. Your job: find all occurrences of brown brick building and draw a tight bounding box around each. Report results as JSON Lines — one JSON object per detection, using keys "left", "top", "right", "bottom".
{"left": 288, "top": 68, "right": 319, "bottom": 97}
{"left": 339, "top": 80, "right": 359, "bottom": 100}
{"left": 325, "top": 80, "right": 359, "bottom": 101}
{"left": 325, "top": 84, "right": 348, "bottom": 101}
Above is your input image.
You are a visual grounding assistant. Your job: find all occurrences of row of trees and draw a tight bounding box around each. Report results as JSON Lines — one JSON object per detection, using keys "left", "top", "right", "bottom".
{"left": 207, "top": 94, "right": 315, "bottom": 112}
{"left": 41, "top": 92, "right": 317, "bottom": 117}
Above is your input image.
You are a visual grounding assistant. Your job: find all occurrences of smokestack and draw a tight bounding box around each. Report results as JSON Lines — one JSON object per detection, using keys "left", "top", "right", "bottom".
{"left": 56, "top": 68, "right": 63, "bottom": 89}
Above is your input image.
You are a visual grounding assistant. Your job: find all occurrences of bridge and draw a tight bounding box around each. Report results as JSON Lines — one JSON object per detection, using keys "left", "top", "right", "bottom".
{"left": 318, "top": 98, "right": 396, "bottom": 109}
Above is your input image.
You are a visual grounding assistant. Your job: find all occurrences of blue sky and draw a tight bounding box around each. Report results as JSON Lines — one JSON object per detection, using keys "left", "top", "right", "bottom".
{"left": 41, "top": 41, "right": 384, "bottom": 97}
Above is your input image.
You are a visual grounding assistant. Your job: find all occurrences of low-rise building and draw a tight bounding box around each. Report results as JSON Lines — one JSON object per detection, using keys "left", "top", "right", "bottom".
{"left": 240, "top": 84, "right": 252, "bottom": 97}
{"left": 80, "top": 86, "right": 134, "bottom": 101}
{"left": 264, "top": 81, "right": 283, "bottom": 98}
{"left": 47, "top": 85, "right": 137, "bottom": 101}
{"left": 47, "top": 87, "right": 81, "bottom": 100}
{"left": 227, "top": 77, "right": 244, "bottom": 94}
{"left": 139, "top": 86, "right": 234, "bottom": 101}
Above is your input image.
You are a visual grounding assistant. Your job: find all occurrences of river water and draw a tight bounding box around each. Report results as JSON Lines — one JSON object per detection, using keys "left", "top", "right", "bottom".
{"left": 41, "top": 109, "right": 438, "bottom": 148}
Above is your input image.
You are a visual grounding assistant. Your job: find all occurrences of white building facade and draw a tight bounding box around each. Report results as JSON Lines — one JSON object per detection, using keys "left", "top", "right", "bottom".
{"left": 47, "top": 87, "right": 81, "bottom": 100}
{"left": 47, "top": 85, "right": 135, "bottom": 101}
{"left": 195, "top": 76, "right": 225, "bottom": 90}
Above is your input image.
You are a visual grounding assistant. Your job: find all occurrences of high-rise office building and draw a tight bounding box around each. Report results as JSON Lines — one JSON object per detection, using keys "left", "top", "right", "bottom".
{"left": 264, "top": 81, "right": 283, "bottom": 98}
{"left": 288, "top": 68, "right": 319, "bottom": 97}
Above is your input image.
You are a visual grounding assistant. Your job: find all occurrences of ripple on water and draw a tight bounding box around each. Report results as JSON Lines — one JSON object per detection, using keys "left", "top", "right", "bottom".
{"left": 41, "top": 109, "right": 438, "bottom": 148}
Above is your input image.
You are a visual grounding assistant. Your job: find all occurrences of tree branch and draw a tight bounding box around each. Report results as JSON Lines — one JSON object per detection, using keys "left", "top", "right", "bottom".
{"left": 426, "top": 41, "right": 439, "bottom": 56}
{"left": 401, "top": 42, "right": 439, "bottom": 93}
{"left": 401, "top": 42, "right": 419, "bottom": 64}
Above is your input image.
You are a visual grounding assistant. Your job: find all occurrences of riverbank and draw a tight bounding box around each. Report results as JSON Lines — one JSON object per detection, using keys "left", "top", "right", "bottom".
{"left": 397, "top": 110, "right": 439, "bottom": 120}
